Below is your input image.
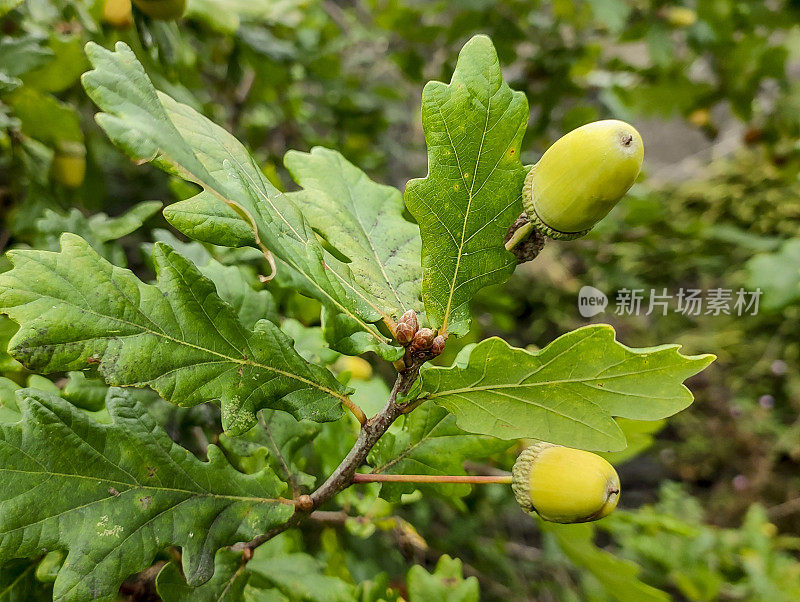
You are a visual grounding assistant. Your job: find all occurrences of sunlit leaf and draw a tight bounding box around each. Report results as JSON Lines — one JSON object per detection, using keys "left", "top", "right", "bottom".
{"left": 418, "top": 325, "right": 714, "bottom": 451}
{"left": 405, "top": 35, "right": 528, "bottom": 336}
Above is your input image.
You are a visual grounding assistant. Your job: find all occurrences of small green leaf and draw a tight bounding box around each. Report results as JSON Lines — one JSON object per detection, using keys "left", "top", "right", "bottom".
{"left": 0, "top": 234, "right": 350, "bottom": 434}
{"left": 34, "top": 201, "right": 162, "bottom": 265}
{"left": 157, "top": 549, "right": 249, "bottom": 602}
{"left": 0, "top": 388, "right": 294, "bottom": 602}
{"left": 219, "top": 410, "right": 321, "bottom": 490}
{"left": 5, "top": 87, "right": 83, "bottom": 145}
{"left": 406, "top": 555, "right": 479, "bottom": 602}
{"left": 61, "top": 372, "right": 108, "bottom": 412}
{"left": 419, "top": 325, "right": 714, "bottom": 451}
{"left": 162, "top": 197, "right": 257, "bottom": 248}
{"left": 368, "top": 404, "right": 511, "bottom": 500}
{"left": 405, "top": 35, "right": 528, "bottom": 336}
{"left": 247, "top": 549, "right": 356, "bottom": 602}
{"left": 199, "top": 260, "right": 278, "bottom": 329}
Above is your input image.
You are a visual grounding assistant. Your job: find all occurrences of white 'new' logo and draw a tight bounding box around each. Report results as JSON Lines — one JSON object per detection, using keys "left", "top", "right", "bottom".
{"left": 578, "top": 286, "right": 608, "bottom": 317}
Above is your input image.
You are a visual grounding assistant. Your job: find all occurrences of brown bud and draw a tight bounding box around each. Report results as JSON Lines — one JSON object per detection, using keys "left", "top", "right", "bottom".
{"left": 296, "top": 494, "right": 314, "bottom": 512}
{"left": 431, "top": 335, "right": 446, "bottom": 356}
{"left": 399, "top": 309, "right": 419, "bottom": 333}
{"left": 396, "top": 322, "right": 415, "bottom": 345}
{"left": 410, "top": 328, "right": 435, "bottom": 352}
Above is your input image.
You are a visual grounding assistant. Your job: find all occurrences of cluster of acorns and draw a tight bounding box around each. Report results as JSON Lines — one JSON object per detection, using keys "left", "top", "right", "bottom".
{"left": 394, "top": 310, "right": 446, "bottom": 366}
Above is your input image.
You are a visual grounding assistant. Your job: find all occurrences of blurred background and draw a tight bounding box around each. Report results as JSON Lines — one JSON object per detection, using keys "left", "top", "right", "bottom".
{"left": 2, "top": 1, "right": 800, "bottom": 600}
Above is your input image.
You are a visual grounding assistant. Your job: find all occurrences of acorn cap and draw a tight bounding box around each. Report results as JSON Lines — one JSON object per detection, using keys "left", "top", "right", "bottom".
{"left": 512, "top": 442, "right": 620, "bottom": 523}
{"left": 523, "top": 120, "right": 643, "bottom": 240}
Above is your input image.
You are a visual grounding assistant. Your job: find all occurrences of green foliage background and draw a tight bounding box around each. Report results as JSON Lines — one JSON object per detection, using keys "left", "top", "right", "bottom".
{"left": 1, "top": 1, "right": 800, "bottom": 600}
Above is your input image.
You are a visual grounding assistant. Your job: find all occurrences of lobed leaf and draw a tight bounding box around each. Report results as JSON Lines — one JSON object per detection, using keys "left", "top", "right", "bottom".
{"left": 81, "top": 41, "right": 402, "bottom": 360}
{"left": 156, "top": 549, "right": 249, "bottom": 602}
{"left": 406, "top": 555, "right": 479, "bottom": 602}
{"left": 0, "top": 233, "right": 350, "bottom": 434}
{"left": 247, "top": 550, "right": 356, "bottom": 602}
{"left": 0, "top": 388, "right": 294, "bottom": 602}
{"left": 418, "top": 325, "right": 715, "bottom": 451}
{"left": 405, "top": 35, "right": 528, "bottom": 336}
{"left": 284, "top": 147, "right": 423, "bottom": 321}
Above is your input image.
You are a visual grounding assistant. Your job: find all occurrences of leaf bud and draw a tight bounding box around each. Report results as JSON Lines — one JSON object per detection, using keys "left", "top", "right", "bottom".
{"left": 431, "top": 335, "right": 446, "bottom": 356}
{"left": 410, "top": 328, "right": 435, "bottom": 353}
{"left": 396, "top": 322, "right": 415, "bottom": 346}
{"left": 523, "top": 120, "right": 643, "bottom": 240}
{"left": 399, "top": 309, "right": 419, "bottom": 333}
{"left": 296, "top": 494, "right": 314, "bottom": 512}
{"left": 511, "top": 442, "right": 620, "bottom": 523}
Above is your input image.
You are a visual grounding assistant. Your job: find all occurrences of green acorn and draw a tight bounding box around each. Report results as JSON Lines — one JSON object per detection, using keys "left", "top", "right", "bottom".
{"left": 512, "top": 442, "right": 620, "bottom": 523}
{"left": 51, "top": 141, "right": 86, "bottom": 189}
{"left": 523, "top": 120, "right": 643, "bottom": 240}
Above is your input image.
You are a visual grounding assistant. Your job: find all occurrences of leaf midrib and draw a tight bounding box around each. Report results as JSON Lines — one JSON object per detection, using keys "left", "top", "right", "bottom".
{"left": 437, "top": 86, "right": 491, "bottom": 333}
{"left": 0, "top": 467, "right": 284, "bottom": 504}
{"left": 12, "top": 284, "right": 349, "bottom": 404}
{"left": 426, "top": 365, "right": 692, "bottom": 400}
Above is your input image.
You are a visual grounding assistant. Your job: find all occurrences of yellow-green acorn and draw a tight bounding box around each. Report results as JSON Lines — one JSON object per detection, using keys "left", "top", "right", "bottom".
{"left": 523, "top": 120, "right": 643, "bottom": 240}
{"left": 336, "top": 356, "right": 373, "bottom": 381}
{"left": 511, "top": 442, "right": 620, "bottom": 523}
{"left": 51, "top": 141, "right": 86, "bottom": 189}
{"left": 132, "top": 0, "right": 186, "bottom": 20}
{"left": 102, "top": 0, "right": 133, "bottom": 28}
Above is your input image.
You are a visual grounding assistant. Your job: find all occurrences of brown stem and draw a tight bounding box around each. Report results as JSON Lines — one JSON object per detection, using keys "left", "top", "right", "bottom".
{"left": 353, "top": 473, "right": 512, "bottom": 484}
{"left": 239, "top": 363, "right": 422, "bottom": 552}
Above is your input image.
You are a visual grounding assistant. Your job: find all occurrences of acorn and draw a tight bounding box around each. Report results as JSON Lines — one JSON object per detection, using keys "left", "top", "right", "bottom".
{"left": 523, "top": 120, "right": 643, "bottom": 240}
{"left": 335, "top": 356, "right": 373, "bottom": 381}
{"left": 664, "top": 7, "right": 697, "bottom": 28}
{"left": 132, "top": 0, "right": 186, "bottom": 20}
{"left": 102, "top": 0, "right": 133, "bottom": 28}
{"left": 511, "top": 442, "right": 620, "bottom": 523}
{"left": 51, "top": 141, "right": 86, "bottom": 189}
